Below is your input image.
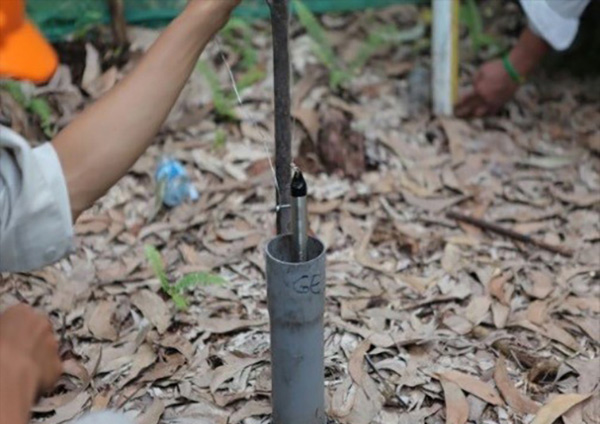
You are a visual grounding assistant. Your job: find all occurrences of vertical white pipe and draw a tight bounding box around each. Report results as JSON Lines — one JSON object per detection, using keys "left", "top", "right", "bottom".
{"left": 432, "top": 0, "right": 459, "bottom": 116}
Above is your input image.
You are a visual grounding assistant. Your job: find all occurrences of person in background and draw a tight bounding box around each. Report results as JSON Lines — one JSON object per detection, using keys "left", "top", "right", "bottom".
{"left": 456, "top": 0, "right": 591, "bottom": 117}
{"left": 0, "top": 1, "right": 241, "bottom": 423}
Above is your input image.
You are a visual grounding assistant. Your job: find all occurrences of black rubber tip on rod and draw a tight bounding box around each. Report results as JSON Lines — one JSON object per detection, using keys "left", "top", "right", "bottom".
{"left": 291, "top": 170, "right": 307, "bottom": 197}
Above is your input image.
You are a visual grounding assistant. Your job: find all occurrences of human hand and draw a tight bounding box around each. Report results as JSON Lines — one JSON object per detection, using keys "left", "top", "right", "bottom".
{"left": 0, "top": 304, "right": 63, "bottom": 394}
{"left": 455, "top": 59, "right": 518, "bottom": 118}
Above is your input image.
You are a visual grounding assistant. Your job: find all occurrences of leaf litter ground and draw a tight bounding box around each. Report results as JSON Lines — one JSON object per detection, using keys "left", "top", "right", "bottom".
{"left": 1, "top": 3, "right": 599, "bottom": 424}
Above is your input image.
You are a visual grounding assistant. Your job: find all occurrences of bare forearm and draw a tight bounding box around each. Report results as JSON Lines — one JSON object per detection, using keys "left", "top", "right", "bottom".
{"left": 53, "top": 2, "right": 234, "bottom": 219}
{"left": 509, "top": 27, "right": 550, "bottom": 77}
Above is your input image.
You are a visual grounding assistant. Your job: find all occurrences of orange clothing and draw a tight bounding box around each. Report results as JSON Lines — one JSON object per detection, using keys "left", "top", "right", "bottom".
{"left": 0, "top": 0, "right": 58, "bottom": 83}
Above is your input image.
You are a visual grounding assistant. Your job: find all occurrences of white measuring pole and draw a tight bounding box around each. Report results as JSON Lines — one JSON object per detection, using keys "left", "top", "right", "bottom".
{"left": 432, "top": 0, "right": 459, "bottom": 116}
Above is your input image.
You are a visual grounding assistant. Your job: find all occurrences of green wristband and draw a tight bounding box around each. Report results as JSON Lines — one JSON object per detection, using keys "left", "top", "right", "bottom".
{"left": 502, "top": 54, "right": 525, "bottom": 84}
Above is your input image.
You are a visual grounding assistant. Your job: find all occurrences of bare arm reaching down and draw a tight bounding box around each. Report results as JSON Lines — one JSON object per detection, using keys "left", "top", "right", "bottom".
{"left": 0, "top": 0, "right": 240, "bottom": 272}
{"left": 53, "top": 0, "right": 241, "bottom": 219}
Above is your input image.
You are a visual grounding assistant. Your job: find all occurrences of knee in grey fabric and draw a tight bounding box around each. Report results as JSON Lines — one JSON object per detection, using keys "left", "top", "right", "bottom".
{"left": 72, "top": 411, "right": 133, "bottom": 424}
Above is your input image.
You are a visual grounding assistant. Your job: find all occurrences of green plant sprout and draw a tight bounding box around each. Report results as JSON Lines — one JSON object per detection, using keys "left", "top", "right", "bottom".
{"left": 197, "top": 58, "right": 266, "bottom": 120}
{"left": 71, "top": 10, "right": 105, "bottom": 40}
{"left": 293, "top": 0, "right": 350, "bottom": 90}
{"left": 213, "top": 128, "right": 227, "bottom": 150}
{"left": 293, "top": 0, "right": 424, "bottom": 89}
{"left": 222, "top": 17, "right": 259, "bottom": 70}
{"left": 197, "top": 60, "right": 238, "bottom": 120}
{"left": 460, "top": 0, "right": 503, "bottom": 56}
{"left": 144, "top": 245, "right": 226, "bottom": 310}
{"left": 1, "top": 81, "right": 54, "bottom": 137}
{"left": 197, "top": 18, "right": 266, "bottom": 120}
{"left": 350, "top": 22, "right": 425, "bottom": 72}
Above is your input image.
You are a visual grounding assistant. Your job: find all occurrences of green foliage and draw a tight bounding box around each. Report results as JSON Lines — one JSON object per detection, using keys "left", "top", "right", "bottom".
{"left": 293, "top": 0, "right": 351, "bottom": 90}
{"left": 222, "top": 18, "right": 259, "bottom": 70}
{"left": 293, "top": 0, "right": 424, "bottom": 89}
{"left": 28, "top": 98, "right": 54, "bottom": 135}
{"left": 144, "top": 245, "right": 226, "bottom": 310}
{"left": 175, "top": 272, "right": 226, "bottom": 291}
{"left": 0, "top": 81, "right": 54, "bottom": 137}
{"left": 460, "top": 0, "right": 503, "bottom": 55}
{"left": 1, "top": 80, "right": 27, "bottom": 104}
{"left": 144, "top": 245, "right": 169, "bottom": 289}
{"left": 199, "top": 18, "right": 266, "bottom": 120}
{"left": 349, "top": 23, "right": 425, "bottom": 72}
{"left": 197, "top": 60, "right": 238, "bottom": 120}
{"left": 237, "top": 66, "right": 266, "bottom": 92}
{"left": 213, "top": 128, "right": 227, "bottom": 150}
{"left": 71, "top": 10, "right": 105, "bottom": 40}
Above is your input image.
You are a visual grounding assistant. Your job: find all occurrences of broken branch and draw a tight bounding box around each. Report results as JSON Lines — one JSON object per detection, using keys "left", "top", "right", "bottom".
{"left": 446, "top": 211, "right": 573, "bottom": 257}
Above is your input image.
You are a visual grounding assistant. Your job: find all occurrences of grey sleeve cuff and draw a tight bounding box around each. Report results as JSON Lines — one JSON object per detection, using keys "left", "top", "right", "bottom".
{"left": 0, "top": 142, "right": 73, "bottom": 272}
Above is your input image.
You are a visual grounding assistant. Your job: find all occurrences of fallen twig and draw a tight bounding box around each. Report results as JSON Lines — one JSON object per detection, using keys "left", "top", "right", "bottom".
{"left": 473, "top": 326, "right": 561, "bottom": 383}
{"left": 447, "top": 211, "right": 573, "bottom": 257}
{"left": 365, "top": 354, "right": 406, "bottom": 407}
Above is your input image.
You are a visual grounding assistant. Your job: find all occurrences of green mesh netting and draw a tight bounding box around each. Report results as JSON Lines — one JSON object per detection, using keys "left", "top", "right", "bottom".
{"left": 28, "top": 0, "right": 418, "bottom": 41}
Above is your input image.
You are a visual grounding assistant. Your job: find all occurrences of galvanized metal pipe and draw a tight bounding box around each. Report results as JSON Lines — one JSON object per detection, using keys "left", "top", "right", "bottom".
{"left": 266, "top": 234, "right": 326, "bottom": 424}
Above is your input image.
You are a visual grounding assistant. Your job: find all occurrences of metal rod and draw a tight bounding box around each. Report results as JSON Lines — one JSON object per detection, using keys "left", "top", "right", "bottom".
{"left": 268, "top": 0, "right": 292, "bottom": 234}
{"left": 266, "top": 234, "right": 327, "bottom": 424}
{"left": 291, "top": 170, "right": 308, "bottom": 262}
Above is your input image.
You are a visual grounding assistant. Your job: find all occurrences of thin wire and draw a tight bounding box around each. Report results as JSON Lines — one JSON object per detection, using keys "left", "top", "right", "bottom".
{"left": 215, "top": 36, "right": 281, "bottom": 199}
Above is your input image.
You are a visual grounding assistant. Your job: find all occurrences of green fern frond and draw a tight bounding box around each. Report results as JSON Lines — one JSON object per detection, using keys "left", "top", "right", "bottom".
{"left": 144, "top": 245, "right": 226, "bottom": 311}
{"left": 144, "top": 245, "right": 169, "bottom": 291}
{"left": 293, "top": 0, "right": 351, "bottom": 89}
{"left": 197, "top": 60, "right": 237, "bottom": 120}
{"left": 174, "top": 272, "right": 226, "bottom": 293}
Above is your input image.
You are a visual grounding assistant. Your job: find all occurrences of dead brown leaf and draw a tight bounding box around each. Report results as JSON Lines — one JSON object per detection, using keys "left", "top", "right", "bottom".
{"left": 43, "top": 392, "right": 90, "bottom": 424}
{"left": 517, "top": 320, "right": 580, "bottom": 351}
{"left": 349, "top": 339, "right": 371, "bottom": 386}
{"left": 438, "top": 370, "right": 504, "bottom": 406}
{"left": 131, "top": 290, "right": 172, "bottom": 335}
{"left": 528, "top": 270, "right": 555, "bottom": 299}
{"left": 292, "top": 107, "right": 320, "bottom": 142}
{"left": 488, "top": 271, "right": 512, "bottom": 305}
{"left": 441, "top": 378, "right": 469, "bottom": 424}
{"left": 441, "top": 118, "right": 468, "bottom": 165}
{"left": 210, "top": 356, "right": 265, "bottom": 393}
{"left": 229, "top": 400, "right": 270, "bottom": 424}
{"left": 527, "top": 300, "right": 549, "bottom": 326}
{"left": 138, "top": 353, "right": 186, "bottom": 384}
{"left": 136, "top": 398, "right": 165, "bottom": 424}
{"left": 492, "top": 302, "right": 510, "bottom": 329}
{"left": 494, "top": 355, "right": 539, "bottom": 415}
{"left": 531, "top": 393, "right": 591, "bottom": 424}
{"left": 88, "top": 300, "right": 118, "bottom": 341}
{"left": 199, "top": 318, "right": 266, "bottom": 334}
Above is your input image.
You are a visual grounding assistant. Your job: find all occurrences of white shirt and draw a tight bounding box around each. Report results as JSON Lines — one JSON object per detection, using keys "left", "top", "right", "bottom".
{"left": 521, "top": 0, "right": 591, "bottom": 51}
{"left": 0, "top": 125, "right": 73, "bottom": 272}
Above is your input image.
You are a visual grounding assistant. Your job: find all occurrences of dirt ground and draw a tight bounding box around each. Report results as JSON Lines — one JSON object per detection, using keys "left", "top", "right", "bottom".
{"left": 1, "top": 3, "right": 599, "bottom": 424}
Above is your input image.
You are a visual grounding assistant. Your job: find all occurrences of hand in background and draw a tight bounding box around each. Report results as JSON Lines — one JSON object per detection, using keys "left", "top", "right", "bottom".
{"left": 455, "top": 27, "right": 550, "bottom": 118}
{"left": 455, "top": 59, "right": 518, "bottom": 117}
